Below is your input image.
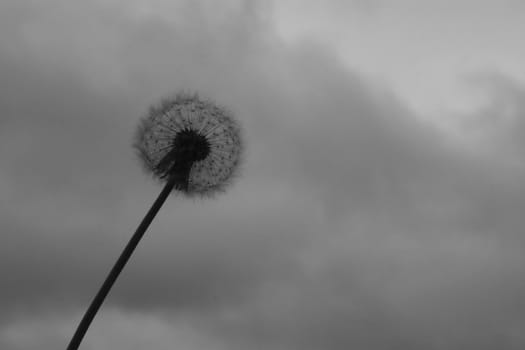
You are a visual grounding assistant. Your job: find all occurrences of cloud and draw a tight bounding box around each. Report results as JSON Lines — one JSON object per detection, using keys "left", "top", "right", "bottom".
{"left": 0, "top": 309, "right": 229, "bottom": 350}
{"left": 457, "top": 72, "right": 525, "bottom": 159}
{"left": 1, "top": 0, "right": 525, "bottom": 349}
{"left": 0, "top": 0, "right": 312, "bottom": 318}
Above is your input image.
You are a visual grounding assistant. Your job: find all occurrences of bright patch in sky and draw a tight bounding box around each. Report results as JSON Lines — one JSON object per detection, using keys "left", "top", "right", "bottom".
{"left": 272, "top": 0, "right": 525, "bottom": 121}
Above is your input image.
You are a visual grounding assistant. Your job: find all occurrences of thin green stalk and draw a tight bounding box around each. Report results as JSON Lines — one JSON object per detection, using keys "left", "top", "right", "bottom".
{"left": 66, "top": 176, "right": 177, "bottom": 350}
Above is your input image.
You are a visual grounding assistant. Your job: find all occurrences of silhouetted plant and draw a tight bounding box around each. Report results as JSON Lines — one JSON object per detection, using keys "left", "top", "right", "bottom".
{"left": 66, "top": 92, "right": 243, "bottom": 350}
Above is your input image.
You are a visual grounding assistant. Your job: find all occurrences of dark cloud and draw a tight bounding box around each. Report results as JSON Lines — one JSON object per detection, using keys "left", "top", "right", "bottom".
{"left": 0, "top": 0, "right": 310, "bottom": 322}
{"left": 1, "top": 0, "right": 525, "bottom": 349}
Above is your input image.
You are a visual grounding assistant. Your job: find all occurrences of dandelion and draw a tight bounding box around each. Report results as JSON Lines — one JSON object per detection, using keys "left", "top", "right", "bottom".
{"left": 66, "top": 92, "right": 243, "bottom": 350}
{"left": 134, "top": 92, "right": 243, "bottom": 196}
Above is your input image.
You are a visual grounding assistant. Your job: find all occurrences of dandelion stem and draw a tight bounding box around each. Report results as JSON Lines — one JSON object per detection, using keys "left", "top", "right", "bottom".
{"left": 66, "top": 176, "right": 177, "bottom": 350}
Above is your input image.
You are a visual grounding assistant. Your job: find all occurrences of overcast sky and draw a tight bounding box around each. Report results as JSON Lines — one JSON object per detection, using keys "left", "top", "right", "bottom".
{"left": 1, "top": 1, "right": 525, "bottom": 349}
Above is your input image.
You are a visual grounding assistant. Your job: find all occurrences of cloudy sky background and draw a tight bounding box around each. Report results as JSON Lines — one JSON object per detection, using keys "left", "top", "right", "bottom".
{"left": 1, "top": 0, "right": 525, "bottom": 349}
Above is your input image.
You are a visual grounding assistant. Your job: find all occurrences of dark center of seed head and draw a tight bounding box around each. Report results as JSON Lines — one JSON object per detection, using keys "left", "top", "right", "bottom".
{"left": 171, "top": 129, "right": 210, "bottom": 165}
{"left": 155, "top": 129, "right": 210, "bottom": 189}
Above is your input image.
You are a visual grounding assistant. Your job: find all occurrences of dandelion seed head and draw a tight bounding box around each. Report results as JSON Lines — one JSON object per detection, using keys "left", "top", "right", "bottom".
{"left": 134, "top": 92, "right": 243, "bottom": 197}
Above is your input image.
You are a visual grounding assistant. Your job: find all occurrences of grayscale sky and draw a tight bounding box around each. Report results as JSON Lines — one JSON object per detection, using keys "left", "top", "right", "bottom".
{"left": 1, "top": 1, "right": 525, "bottom": 349}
